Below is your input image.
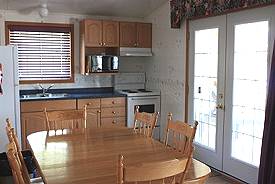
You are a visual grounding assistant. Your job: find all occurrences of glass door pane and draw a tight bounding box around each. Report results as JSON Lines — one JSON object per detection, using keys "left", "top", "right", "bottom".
{"left": 193, "top": 28, "right": 219, "bottom": 150}
{"left": 231, "top": 21, "right": 268, "bottom": 166}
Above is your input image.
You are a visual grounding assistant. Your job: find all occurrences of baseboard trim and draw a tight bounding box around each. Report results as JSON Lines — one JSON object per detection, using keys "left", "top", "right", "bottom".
{"left": 209, "top": 167, "right": 248, "bottom": 184}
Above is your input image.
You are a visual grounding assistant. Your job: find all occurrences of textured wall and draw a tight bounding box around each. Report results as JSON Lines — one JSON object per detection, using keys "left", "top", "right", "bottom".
{"left": 145, "top": 1, "right": 186, "bottom": 138}
{"left": 0, "top": 10, "right": 146, "bottom": 89}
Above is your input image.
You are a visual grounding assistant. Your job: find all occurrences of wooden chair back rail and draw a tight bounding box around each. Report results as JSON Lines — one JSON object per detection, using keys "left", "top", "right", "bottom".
{"left": 44, "top": 106, "right": 87, "bottom": 131}
{"left": 47, "top": 119, "right": 85, "bottom": 130}
{"left": 133, "top": 106, "right": 159, "bottom": 137}
{"left": 6, "top": 142, "right": 30, "bottom": 184}
{"left": 118, "top": 155, "right": 188, "bottom": 184}
{"left": 6, "top": 119, "right": 30, "bottom": 183}
{"left": 164, "top": 113, "right": 198, "bottom": 154}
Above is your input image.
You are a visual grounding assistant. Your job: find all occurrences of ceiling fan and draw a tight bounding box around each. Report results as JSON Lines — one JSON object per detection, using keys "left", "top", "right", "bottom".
{"left": 17, "top": 0, "right": 49, "bottom": 18}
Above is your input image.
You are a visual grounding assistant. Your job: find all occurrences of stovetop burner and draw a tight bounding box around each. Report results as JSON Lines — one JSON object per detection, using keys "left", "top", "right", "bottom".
{"left": 117, "top": 89, "right": 160, "bottom": 97}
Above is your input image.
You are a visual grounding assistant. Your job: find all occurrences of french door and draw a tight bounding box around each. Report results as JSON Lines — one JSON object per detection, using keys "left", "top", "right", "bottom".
{"left": 188, "top": 8, "right": 274, "bottom": 184}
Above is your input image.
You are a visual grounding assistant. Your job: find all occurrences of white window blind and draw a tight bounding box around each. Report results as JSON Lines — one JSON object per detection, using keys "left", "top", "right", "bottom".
{"left": 9, "top": 28, "right": 72, "bottom": 82}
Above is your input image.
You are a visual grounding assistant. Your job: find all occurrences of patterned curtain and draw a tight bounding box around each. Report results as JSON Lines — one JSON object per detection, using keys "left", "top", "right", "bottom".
{"left": 170, "top": 0, "right": 275, "bottom": 28}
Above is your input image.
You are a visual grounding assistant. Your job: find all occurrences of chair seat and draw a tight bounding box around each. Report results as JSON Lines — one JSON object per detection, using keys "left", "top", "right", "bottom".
{"left": 30, "top": 177, "right": 44, "bottom": 183}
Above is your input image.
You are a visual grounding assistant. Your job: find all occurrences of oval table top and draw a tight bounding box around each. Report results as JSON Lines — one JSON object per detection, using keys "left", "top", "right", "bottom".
{"left": 27, "top": 127, "right": 211, "bottom": 184}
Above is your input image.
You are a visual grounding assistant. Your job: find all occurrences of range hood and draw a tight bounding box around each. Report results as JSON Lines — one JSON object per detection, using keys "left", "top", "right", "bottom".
{"left": 120, "top": 47, "right": 153, "bottom": 57}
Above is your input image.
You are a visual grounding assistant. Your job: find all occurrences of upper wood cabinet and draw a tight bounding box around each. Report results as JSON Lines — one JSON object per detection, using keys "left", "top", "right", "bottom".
{"left": 102, "top": 21, "right": 119, "bottom": 47}
{"left": 137, "top": 23, "right": 152, "bottom": 48}
{"left": 119, "top": 22, "right": 137, "bottom": 47}
{"left": 84, "top": 19, "right": 103, "bottom": 47}
{"left": 82, "top": 19, "right": 119, "bottom": 47}
{"left": 120, "top": 22, "right": 152, "bottom": 48}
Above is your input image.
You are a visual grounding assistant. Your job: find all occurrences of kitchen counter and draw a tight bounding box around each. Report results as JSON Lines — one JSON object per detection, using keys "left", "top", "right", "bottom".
{"left": 20, "top": 87, "right": 126, "bottom": 101}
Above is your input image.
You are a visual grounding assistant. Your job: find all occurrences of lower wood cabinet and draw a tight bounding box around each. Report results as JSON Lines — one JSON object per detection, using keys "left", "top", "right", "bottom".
{"left": 20, "top": 97, "right": 126, "bottom": 148}
{"left": 21, "top": 112, "right": 46, "bottom": 148}
{"left": 20, "top": 99, "right": 76, "bottom": 148}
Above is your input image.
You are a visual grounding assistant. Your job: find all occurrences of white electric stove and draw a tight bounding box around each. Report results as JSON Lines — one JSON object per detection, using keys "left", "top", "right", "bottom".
{"left": 115, "top": 73, "right": 161, "bottom": 140}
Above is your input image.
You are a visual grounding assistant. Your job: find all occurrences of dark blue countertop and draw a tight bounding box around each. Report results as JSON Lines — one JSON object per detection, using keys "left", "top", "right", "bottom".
{"left": 20, "top": 87, "right": 126, "bottom": 102}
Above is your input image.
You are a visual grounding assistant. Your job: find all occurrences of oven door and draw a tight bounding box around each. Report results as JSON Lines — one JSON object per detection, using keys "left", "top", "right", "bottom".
{"left": 127, "top": 96, "right": 161, "bottom": 140}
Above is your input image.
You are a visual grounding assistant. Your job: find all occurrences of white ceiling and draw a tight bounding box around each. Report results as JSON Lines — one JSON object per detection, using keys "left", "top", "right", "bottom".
{"left": 0, "top": 0, "right": 166, "bottom": 18}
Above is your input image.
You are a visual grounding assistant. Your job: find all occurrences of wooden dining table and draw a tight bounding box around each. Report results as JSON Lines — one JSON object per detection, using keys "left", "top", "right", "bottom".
{"left": 27, "top": 127, "right": 211, "bottom": 184}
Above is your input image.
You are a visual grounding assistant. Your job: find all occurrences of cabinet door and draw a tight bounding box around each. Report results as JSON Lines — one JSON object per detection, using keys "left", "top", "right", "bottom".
{"left": 77, "top": 99, "right": 101, "bottom": 128}
{"left": 85, "top": 20, "right": 103, "bottom": 47}
{"left": 21, "top": 112, "right": 46, "bottom": 148}
{"left": 86, "top": 109, "right": 101, "bottom": 128}
{"left": 137, "top": 23, "right": 152, "bottom": 48}
{"left": 119, "top": 22, "right": 137, "bottom": 47}
{"left": 103, "top": 21, "right": 119, "bottom": 47}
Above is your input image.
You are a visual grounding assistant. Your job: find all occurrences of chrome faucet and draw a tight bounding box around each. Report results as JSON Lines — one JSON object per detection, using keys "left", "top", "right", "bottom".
{"left": 38, "top": 84, "right": 54, "bottom": 96}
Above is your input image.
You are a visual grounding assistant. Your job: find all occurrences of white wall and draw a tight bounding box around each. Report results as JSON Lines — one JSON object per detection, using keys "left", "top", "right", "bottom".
{"left": 0, "top": 10, "right": 147, "bottom": 89}
{"left": 145, "top": 1, "right": 186, "bottom": 137}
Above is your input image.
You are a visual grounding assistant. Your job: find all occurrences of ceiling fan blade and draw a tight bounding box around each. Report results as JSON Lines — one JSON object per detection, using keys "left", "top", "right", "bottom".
{"left": 17, "top": 5, "right": 39, "bottom": 15}
{"left": 16, "top": 0, "right": 48, "bottom": 15}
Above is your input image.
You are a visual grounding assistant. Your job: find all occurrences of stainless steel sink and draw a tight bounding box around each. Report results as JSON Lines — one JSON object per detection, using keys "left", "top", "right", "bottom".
{"left": 21, "top": 93, "right": 69, "bottom": 99}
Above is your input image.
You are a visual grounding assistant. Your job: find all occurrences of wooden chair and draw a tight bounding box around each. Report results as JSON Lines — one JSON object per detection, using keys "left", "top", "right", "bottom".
{"left": 182, "top": 175, "right": 209, "bottom": 184}
{"left": 6, "top": 142, "right": 44, "bottom": 184}
{"left": 163, "top": 113, "right": 199, "bottom": 183}
{"left": 133, "top": 106, "right": 159, "bottom": 137}
{"left": 44, "top": 106, "right": 87, "bottom": 131}
{"left": 164, "top": 113, "right": 198, "bottom": 156}
{"left": 6, "top": 119, "right": 29, "bottom": 180}
{"left": 117, "top": 154, "right": 189, "bottom": 184}
{"left": 6, "top": 142, "right": 27, "bottom": 184}
{"left": 6, "top": 119, "right": 45, "bottom": 184}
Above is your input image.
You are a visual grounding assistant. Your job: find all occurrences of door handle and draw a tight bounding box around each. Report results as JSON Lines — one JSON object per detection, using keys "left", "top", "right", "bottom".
{"left": 216, "top": 103, "right": 224, "bottom": 110}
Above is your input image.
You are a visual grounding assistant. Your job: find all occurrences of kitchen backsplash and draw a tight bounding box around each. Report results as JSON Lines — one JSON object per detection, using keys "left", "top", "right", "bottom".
{"left": 19, "top": 74, "right": 113, "bottom": 90}
{"left": 19, "top": 72, "right": 147, "bottom": 90}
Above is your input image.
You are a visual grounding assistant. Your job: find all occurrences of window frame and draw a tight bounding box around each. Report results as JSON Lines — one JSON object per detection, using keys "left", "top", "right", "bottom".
{"left": 5, "top": 21, "right": 74, "bottom": 84}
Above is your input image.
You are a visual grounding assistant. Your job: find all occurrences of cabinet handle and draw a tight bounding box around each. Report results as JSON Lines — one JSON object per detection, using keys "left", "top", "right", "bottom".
{"left": 87, "top": 102, "right": 92, "bottom": 106}
{"left": 112, "top": 120, "right": 116, "bottom": 124}
{"left": 112, "top": 101, "right": 115, "bottom": 104}
{"left": 112, "top": 111, "right": 116, "bottom": 114}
